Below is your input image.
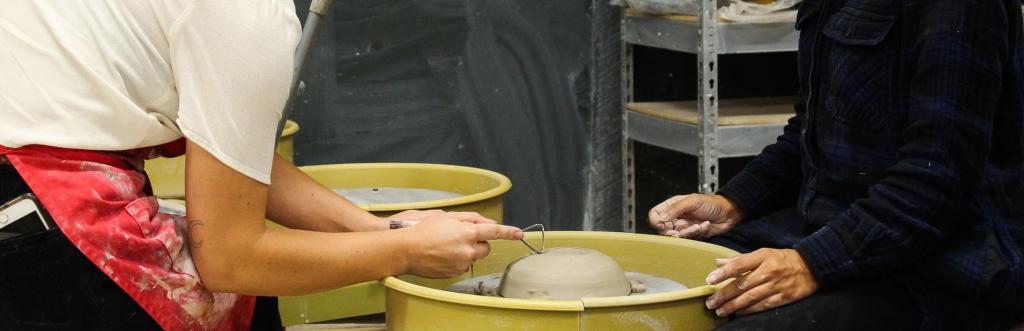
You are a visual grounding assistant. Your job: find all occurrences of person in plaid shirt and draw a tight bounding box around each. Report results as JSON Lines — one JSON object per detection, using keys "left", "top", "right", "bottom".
{"left": 649, "top": 0, "right": 1024, "bottom": 329}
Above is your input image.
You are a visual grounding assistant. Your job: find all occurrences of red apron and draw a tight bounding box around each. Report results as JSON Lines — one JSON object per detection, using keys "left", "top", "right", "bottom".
{"left": 0, "top": 141, "right": 255, "bottom": 330}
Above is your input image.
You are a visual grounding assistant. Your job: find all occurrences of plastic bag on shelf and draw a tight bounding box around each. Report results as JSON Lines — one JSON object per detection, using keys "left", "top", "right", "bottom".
{"left": 617, "top": 0, "right": 800, "bottom": 20}
{"left": 719, "top": 0, "right": 801, "bottom": 23}
{"left": 620, "top": 0, "right": 730, "bottom": 16}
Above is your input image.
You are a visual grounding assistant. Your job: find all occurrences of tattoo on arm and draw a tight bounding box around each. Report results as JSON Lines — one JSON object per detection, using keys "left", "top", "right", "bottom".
{"left": 188, "top": 219, "right": 206, "bottom": 249}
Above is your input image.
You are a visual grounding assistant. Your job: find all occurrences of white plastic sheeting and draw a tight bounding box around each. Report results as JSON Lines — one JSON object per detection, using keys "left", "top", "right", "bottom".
{"left": 619, "top": 0, "right": 801, "bottom": 23}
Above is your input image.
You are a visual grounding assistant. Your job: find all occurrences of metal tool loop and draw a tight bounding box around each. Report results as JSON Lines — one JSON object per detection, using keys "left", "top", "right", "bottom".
{"left": 519, "top": 224, "right": 545, "bottom": 254}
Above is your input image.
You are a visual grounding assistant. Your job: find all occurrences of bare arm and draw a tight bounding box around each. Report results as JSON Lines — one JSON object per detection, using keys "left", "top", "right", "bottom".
{"left": 265, "top": 155, "right": 386, "bottom": 232}
{"left": 184, "top": 141, "right": 522, "bottom": 296}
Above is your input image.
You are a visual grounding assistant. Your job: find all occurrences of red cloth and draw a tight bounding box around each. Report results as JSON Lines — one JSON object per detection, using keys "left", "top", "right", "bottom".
{"left": 0, "top": 141, "right": 254, "bottom": 330}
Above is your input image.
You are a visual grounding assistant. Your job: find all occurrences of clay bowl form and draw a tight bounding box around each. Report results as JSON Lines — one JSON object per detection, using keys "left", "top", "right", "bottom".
{"left": 498, "top": 247, "right": 632, "bottom": 300}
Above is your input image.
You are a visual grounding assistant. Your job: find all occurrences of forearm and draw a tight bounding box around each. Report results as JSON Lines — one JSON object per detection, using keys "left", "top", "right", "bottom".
{"left": 184, "top": 139, "right": 523, "bottom": 297}
{"left": 200, "top": 226, "right": 412, "bottom": 296}
{"left": 265, "top": 155, "right": 386, "bottom": 232}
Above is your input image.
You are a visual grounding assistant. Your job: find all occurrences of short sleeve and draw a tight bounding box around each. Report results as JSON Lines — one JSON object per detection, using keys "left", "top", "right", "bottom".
{"left": 169, "top": 0, "right": 300, "bottom": 184}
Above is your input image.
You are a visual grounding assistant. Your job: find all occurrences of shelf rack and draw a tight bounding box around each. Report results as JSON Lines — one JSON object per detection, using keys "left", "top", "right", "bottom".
{"left": 621, "top": 4, "right": 799, "bottom": 232}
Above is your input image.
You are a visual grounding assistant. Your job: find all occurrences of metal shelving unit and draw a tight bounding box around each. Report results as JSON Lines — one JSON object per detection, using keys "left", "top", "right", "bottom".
{"left": 621, "top": 3, "right": 799, "bottom": 232}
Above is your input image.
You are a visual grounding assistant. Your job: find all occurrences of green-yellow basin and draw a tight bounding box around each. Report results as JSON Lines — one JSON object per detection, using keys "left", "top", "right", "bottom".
{"left": 383, "top": 231, "right": 738, "bottom": 331}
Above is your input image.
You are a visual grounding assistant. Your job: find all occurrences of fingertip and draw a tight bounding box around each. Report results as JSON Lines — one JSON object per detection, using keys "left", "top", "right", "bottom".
{"left": 706, "top": 268, "right": 723, "bottom": 284}
{"left": 486, "top": 224, "right": 523, "bottom": 240}
{"left": 678, "top": 224, "right": 701, "bottom": 238}
{"left": 674, "top": 221, "right": 688, "bottom": 231}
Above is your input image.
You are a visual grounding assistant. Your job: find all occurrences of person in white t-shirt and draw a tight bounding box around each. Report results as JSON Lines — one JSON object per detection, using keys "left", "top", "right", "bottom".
{"left": 0, "top": 1, "right": 522, "bottom": 329}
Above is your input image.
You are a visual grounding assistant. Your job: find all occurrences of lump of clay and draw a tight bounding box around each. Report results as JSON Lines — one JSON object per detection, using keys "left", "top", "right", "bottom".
{"left": 498, "top": 247, "right": 632, "bottom": 300}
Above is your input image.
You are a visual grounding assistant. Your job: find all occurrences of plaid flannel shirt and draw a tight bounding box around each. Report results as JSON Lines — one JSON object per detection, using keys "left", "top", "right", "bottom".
{"left": 719, "top": 0, "right": 1024, "bottom": 308}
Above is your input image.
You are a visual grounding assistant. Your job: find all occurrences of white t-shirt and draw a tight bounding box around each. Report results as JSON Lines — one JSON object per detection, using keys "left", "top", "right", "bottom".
{"left": 0, "top": 0, "right": 301, "bottom": 184}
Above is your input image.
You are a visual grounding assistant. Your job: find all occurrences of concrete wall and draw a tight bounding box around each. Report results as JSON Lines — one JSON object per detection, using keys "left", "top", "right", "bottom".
{"left": 290, "top": 0, "right": 624, "bottom": 230}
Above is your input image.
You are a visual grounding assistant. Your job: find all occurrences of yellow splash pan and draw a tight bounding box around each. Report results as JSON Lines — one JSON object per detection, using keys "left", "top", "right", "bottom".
{"left": 383, "top": 231, "right": 738, "bottom": 331}
{"left": 297, "top": 163, "right": 510, "bottom": 217}
{"left": 279, "top": 163, "right": 511, "bottom": 325}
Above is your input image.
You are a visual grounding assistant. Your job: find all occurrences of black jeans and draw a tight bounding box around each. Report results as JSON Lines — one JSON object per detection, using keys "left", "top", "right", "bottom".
{"left": 705, "top": 208, "right": 923, "bottom": 331}
{"left": 0, "top": 164, "right": 281, "bottom": 330}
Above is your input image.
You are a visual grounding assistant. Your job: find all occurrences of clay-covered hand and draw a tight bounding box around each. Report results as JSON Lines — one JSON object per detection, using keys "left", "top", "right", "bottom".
{"left": 403, "top": 214, "right": 523, "bottom": 278}
{"left": 704, "top": 248, "right": 819, "bottom": 316}
{"left": 647, "top": 194, "right": 743, "bottom": 239}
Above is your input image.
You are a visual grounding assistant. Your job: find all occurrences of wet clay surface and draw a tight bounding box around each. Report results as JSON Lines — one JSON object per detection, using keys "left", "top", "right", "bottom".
{"left": 449, "top": 247, "right": 687, "bottom": 300}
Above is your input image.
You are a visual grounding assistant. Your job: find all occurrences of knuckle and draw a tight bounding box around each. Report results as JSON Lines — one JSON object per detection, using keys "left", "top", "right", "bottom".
{"left": 461, "top": 226, "right": 477, "bottom": 239}
{"left": 460, "top": 248, "right": 476, "bottom": 261}
{"left": 737, "top": 290, "right": 755, "bottom": 303}
{"left": 721, "top": 300, "right": 740, "bottom": 313}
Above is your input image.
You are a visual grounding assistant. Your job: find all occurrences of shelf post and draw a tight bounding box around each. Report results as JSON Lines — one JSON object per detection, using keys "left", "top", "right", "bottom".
{"left": 622, "top": 31, "right": 637, "bottom": 232}
{"left": 696, "top": 0, "right": 720, "bottom": 194}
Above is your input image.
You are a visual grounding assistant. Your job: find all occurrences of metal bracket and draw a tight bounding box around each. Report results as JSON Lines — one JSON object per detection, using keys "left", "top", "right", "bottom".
{"left": 696, "top": 0, "right": 720, "bottom": 194}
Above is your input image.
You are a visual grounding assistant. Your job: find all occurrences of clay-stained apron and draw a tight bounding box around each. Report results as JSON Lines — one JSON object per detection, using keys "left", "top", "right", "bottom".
{"left": 0, "top": 141, "right": 254, "bottom": 331}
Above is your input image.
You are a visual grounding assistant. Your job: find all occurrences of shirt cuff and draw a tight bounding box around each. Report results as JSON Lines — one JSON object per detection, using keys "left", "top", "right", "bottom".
{"left": 793, "top": 226, "right": 859, "bottom": 288}
{"left": 717, "top": 169, "right": 772, "bottom": 217}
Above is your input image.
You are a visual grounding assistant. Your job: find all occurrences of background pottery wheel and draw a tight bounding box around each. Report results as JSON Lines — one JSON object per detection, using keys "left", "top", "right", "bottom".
{"left": 332, "top": 187, "right": 462, "bottom": 205}
{"left": 499, "top": 247, "right": 632, "bottom": 300}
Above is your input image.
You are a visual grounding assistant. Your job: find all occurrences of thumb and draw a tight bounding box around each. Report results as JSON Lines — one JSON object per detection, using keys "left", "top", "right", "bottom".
{"left": 473, "top": 224, "right": 524, "bottom": 241}
{"left": 652, "top": 195, "right": 687, "bottom": 222}
{"left": 664, "top": 195, "right": 704, "bottom": 221}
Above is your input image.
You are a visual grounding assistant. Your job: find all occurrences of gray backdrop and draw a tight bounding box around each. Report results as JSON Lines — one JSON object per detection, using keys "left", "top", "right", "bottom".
{"left": 290, "top": 0, "right": 623, "bottom": 230}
